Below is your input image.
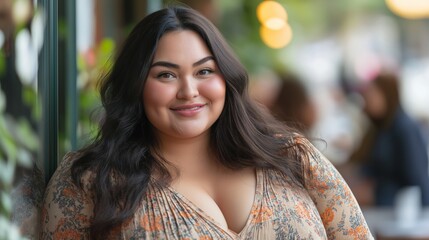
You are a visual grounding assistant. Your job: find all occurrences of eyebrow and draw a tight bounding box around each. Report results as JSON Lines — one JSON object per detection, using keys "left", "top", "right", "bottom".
{"left": 150, "top": 56, "right": 215, "bottom": 69}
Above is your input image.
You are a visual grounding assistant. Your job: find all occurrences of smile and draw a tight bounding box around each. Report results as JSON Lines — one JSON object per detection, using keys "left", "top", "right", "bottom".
{"left": 170, "top": 104, "right": 206, "bottom": 117}
{"left": 171, "top": 103, "right": 206, "bottom": 110}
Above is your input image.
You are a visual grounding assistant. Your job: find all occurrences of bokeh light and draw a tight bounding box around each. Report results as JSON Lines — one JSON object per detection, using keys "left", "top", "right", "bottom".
{"left": 260, "top": 24, "right": 292, "bottom": 49}
{"left": 386, "top": 0, "right": 429, "bottom": 19}
{"left": 257, "top": 1, "right": 292, "bottom": 48}
{"left": 256, "top": 0, "right": 287, "bottom": 28}
{"left": 264, "top": 18, "right": 286, "bottom": 30}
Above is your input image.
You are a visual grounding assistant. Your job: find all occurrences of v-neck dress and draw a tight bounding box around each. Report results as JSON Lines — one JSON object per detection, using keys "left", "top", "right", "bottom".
{"left": 41, "top": 145, "right": 374, "bottom": 239}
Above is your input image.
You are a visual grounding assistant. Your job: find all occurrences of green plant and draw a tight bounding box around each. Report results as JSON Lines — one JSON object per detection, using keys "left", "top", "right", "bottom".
{"left": 76, "top": 38, "right": 115, "bottom": 146}
{"left": 0, "top": 89, "right": 35, "bottom": 240}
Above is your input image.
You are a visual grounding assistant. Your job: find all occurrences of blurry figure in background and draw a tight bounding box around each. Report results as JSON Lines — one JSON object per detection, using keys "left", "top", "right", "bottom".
{"left": 350, "top": 72, "right": 429, "bottom": 206}
{"left": 270, "top": 74, "right": 318, "bottom": 136}
{"left": 248, "top": 70, "right": 281, "bottom": 110}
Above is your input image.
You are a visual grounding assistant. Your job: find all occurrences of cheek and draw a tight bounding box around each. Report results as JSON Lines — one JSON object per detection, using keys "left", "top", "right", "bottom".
{"left": 143, "top": 81, "right": 174, "bottom": 108}
{"left": 200, "top": 78, "right": 226, "bottom": 102}
{"left": 143, "top": 81, "right": 177, "bottom": 128}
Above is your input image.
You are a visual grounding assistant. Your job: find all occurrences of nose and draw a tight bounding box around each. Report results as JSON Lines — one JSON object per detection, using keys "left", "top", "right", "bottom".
{"left": 177, "top": 76, "right": 199, "bottom": 99}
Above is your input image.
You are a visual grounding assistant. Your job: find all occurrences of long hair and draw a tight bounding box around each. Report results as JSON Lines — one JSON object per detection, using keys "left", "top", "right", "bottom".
{"left": 350, "top": 72, "right": 402, "bottom": 164}
{"left": 71, "top": 6, "right": 311, "bottom": 238}
{"left": 270, "top": 74, "right": 316, "bottom": 133}
{"left": 371, "top": 73, "right": 401, "bottom": 128}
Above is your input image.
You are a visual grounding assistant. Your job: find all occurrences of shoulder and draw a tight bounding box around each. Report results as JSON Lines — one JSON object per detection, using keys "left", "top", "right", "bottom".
{"left": 52, "top": 152, "right": 79, "bottom": 176}
{"left": 293, "top": 137, "right": 348, "bottom": 192}
{"left": 288, "top": 134, "right": 326, "bottom": 171}
{"left": 392, "top": 109, "right": 419, "bottom": 131}
{"left": 296, "top": 142, "right": 374, "bottom": 239}
{"left": 46, "top": 152, "right": 77, "bottom": 188}
{"left": 45, "top": 151, "right": 95, "bottom": 201}
{"left": 41, "top": 152, "right": 95, "bottom": 238}
{"left": 391, "top": 109, "right": 425, "bottom": 140}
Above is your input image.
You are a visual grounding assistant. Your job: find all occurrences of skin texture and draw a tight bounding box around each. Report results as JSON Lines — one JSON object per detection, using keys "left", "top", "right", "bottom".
{"left": 362, "top": 82, "right": 387, "bottom": 121}
{"left": 143, "top": 30, "right": 254, "bottom": 234}
{"left": 143, "top": 30, "right": 226, "bottom": 141}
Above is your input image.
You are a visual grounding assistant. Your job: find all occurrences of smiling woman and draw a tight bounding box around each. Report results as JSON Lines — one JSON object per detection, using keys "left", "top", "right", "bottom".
{"left": 143, "top": 30, "right": 226, "bottom": 140}
{"left": 40, "top": 5, "right": 374, "bottom": 240}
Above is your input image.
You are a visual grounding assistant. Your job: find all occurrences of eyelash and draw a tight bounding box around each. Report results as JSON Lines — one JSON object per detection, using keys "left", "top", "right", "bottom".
{"left": 155, "top": 68, "right": 215, "bottom": 80}
{"left": 156, "top": 72, "right": 175, "bottom": 79}
{"left": 198, "top": 68, "right": 214, "bottom": 76}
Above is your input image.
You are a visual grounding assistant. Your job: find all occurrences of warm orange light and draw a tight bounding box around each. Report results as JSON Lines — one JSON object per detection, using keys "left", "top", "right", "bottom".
{"left": 264, "top": 18, "right": 286, "bottom": 30}
{"left": 386, "top": 0, "right": 429, "bottom": 19}
{"left": 257, "top": 1, "right": 288, "bottom": 29}
{"left": 260, "top": 24, "right": 293, "bottom": 49}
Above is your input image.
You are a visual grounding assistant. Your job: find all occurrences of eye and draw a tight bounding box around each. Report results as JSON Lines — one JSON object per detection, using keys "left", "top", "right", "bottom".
{"left": 198, "top": 69, "right": 214, "bottom": 76}
{"left": 156, "top": 72, "right": 176, "bottom": 79}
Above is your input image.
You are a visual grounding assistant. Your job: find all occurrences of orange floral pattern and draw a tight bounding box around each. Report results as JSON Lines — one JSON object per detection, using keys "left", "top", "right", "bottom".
{"left": 320, "top": 207, "right": 335, "bottom": 227}
{"left": 251, "top": 206, "right": 273, "bottom": 223}
{"left": 41, "top": 141, "right": 374, "bottom": 239}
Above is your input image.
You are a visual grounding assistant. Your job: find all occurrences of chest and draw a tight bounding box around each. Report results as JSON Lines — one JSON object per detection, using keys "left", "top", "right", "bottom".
{"left": 114, "top": 169, "right": 327, "bottom": 240}
{"left": 169, "top": 167, "right": 257, "bottom": 233}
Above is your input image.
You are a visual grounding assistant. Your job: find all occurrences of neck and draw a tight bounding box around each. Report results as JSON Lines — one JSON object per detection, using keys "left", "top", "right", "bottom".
{"left": 155, "top": 132, "right": 220, "bottom": 177}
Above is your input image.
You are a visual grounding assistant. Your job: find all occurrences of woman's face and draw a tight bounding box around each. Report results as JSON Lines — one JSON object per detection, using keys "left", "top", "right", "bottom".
{"left": 143, "top": 30, "right": 226, "bottom": 141}
{"left": 362, "top": 82, "right": 386, "bottom": 120}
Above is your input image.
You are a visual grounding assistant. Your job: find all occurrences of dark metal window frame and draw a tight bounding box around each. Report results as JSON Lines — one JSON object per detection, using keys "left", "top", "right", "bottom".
{"left": 39, "top": 0, "right": 160, "bottom": 182}
{"left": 39, "top": 0, "right": 77, "bottom": 183}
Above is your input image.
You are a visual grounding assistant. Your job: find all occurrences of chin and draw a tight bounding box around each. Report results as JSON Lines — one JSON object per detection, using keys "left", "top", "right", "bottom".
{"left": 173, "top": 126, "right": 210, "bottom": 138}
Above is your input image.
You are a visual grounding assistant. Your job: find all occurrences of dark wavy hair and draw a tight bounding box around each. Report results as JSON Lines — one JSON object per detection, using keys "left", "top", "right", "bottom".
{"left": 370, "top": 73, "right": 401, "bottom": 128}
{"left": 71, "top": 6, "right": 311, "bottom": 239}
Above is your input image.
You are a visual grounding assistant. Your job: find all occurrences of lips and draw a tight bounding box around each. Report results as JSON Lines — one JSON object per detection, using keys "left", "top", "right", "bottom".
{"left": 170, "top": 103, "right": 206, "bottom": 117}
{"left": 170, "top": 103, "right": 206, "bottom": 111}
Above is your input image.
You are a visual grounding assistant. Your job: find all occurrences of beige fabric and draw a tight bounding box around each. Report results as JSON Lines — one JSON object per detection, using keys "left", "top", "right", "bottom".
{"left": 41, "top": 146, "right": 374, "bottom": 239}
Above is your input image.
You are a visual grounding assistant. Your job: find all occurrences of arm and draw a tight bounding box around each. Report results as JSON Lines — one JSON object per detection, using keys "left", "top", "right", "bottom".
{"left": 304, "top": 141, "right": 374, "bottom": 239}
{"left": 394, "top": 117, "right": 429, "bottom": 187}
{"left": 40, "top": 153, "right": 94, "bottom": 240}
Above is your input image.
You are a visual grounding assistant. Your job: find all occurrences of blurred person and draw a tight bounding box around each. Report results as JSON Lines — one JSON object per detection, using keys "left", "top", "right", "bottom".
{"left": 350, "top": 72, "right": 429, "bottom": 206}
{"left": 41, "top": 6, "right": 373, "bottom": 239}
{"left": 270, "top": 74, "right": 318, "bottom": 136}
{"left": 248, "top": 70, "right": 281, "bottom": 109}
{"left": 417, "top": 117, "right": 429, "bottom": 151}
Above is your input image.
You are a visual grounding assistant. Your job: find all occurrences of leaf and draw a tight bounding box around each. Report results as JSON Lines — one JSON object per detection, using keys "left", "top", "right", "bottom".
{"left": 14, "top": 118, "right": 39, "bottom": 151}
{"left": 0, "top": 161, "right": 15, "bottom": 187}
{"left": 16, "top": 149, "right": 32, "bottom": 168}
{"left": 0, "top": 133, "right": 17, "bottom": 162}
{"left": 0, "top": 191, "right": 12, "bottom": 216}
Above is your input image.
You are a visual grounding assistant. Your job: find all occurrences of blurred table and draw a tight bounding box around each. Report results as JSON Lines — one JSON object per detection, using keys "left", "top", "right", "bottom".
{"left": 362, "top": 207, "right": 429, "bottom": 240}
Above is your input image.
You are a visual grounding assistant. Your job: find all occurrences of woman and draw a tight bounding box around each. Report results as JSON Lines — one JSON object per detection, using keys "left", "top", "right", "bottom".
{"left": 352, "top": 73, "right": 429, "bottom": 206}
{"left": 41, "top": 6, "right": 373, "bottom": 239}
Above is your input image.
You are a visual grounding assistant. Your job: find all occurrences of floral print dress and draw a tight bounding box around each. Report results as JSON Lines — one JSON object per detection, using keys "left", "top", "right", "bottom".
{"left": 41, "top": 145, "right": 374, "bottom": 239}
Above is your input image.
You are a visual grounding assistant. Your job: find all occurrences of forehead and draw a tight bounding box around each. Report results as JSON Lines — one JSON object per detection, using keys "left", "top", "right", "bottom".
{"left": 153, "top": 30, "right": 212, "bottom": 62}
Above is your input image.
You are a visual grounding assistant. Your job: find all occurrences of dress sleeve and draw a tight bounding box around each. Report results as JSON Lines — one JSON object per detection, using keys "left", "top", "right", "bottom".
{"left": 395, "top": 116, "right": 429, "bottom": 187}
{"left": 304, "top": 140, "right": 374, "bottom": 239}
{"left": 40, "top": 153, "right": 94, "bottom": 240}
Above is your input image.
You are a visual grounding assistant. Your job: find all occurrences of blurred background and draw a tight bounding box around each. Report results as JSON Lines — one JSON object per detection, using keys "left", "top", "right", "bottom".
{"left": 1, "top": 0, "right": 429, "bottom": 238}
